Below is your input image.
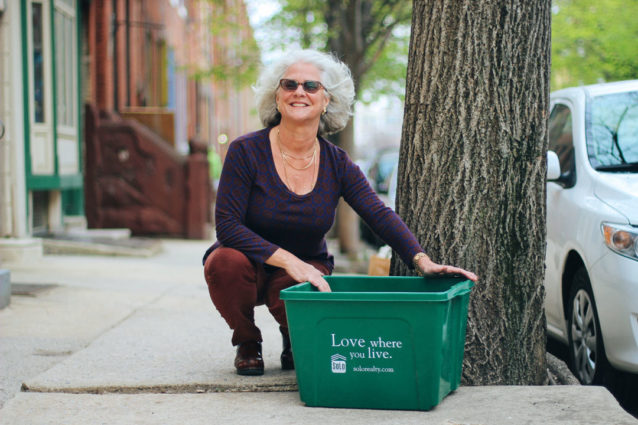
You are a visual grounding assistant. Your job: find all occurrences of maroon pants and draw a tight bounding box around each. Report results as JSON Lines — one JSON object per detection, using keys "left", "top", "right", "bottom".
{"left": 204, "top": 247, "right": 330, "bottom": 346}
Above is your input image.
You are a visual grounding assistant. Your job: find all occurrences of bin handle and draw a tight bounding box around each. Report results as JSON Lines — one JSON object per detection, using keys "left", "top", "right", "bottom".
{"left": 444, "top": 280, "right": 474, "bottom": 299}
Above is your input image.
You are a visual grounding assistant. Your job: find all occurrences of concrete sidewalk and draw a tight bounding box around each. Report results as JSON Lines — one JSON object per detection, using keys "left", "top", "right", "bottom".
{"left": 0, "top": 239, "right": 636, "bottom": 424}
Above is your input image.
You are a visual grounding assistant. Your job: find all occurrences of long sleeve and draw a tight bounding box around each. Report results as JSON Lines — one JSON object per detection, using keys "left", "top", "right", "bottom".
{"left": 214, "top": 139, "right": 280, "bottom": 264}
{"left": 205, "top": 131, "right": 422, "bottom": 272}
{"left": 339, "top": 154, "right": 423, "bottom": 268}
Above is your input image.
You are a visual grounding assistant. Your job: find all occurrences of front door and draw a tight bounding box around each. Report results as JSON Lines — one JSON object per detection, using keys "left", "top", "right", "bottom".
{"left": 26, "top": 0, "right": 55, "bottom": 177}
{"left": 23, "top": 0, "right": 82, "bottom": 233}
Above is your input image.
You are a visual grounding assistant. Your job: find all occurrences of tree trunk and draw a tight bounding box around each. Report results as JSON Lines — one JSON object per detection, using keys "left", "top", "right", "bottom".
{"left": 335, "top": 119, "right": 360, "bottom": 255}
{"left": 391, "top": 0, "right": 551, "bottom": 384}
{"left": 324, "top": 1, "right": 370, "bottom": 256}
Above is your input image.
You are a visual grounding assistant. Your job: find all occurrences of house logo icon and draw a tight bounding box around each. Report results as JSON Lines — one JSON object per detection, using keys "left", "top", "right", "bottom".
{"left": 331, "top": 354, "right": 347, "bottom": 374}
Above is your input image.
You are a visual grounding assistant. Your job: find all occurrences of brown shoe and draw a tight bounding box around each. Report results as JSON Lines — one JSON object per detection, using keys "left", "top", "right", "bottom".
{"left": 281, "top": 333, "right": 294, "bottom": 370}
{"left": 234, "top": 341, "right": 264, "bottom": 376}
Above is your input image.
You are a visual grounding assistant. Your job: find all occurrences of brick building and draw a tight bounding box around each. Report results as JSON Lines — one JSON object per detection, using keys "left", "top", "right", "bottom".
{"left": 0, "top": 0, "right": 260, "bottom": 263}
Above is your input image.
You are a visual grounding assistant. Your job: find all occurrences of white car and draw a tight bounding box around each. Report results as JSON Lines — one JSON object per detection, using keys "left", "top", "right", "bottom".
{"left": 545, "top": 80, "right": 638, "bottom": 385}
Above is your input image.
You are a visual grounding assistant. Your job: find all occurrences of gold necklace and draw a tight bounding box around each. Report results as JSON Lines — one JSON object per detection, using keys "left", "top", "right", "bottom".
{"left": 277, "top": 129, "right": 319, "bottom": 193}
{"left": 285, "top": 149, "right": 317, "bottom": 194}
{"left": 281, "top": 148, "right": 315, "bottom": 161}
{"left": 277, "top": 129, "right": 317, "bottom": 170}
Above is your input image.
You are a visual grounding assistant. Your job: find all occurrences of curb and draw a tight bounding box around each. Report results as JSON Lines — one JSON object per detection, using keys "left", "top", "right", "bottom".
{"left": 547, "top": 352, "right": 580, "bottom": 385}
{"left": 42, "top": 238, "right": 162, "bottom": 257}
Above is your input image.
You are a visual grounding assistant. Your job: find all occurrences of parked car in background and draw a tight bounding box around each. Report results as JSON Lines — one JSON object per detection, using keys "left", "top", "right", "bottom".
{"left": 359, "top": 147, "right": 399, "bottom": 247}
{"left": 544, "top": 80, "right": 638, "bottom": 385}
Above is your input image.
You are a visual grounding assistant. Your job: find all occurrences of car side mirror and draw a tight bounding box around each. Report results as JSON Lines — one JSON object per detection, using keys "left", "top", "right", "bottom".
{"left": 547, "top": 151, "right": 561, "bottom": 181}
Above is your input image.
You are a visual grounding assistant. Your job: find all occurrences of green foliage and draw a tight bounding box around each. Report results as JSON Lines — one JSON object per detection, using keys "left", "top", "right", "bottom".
{"left": 263, "top": 0, "right": 411, "bottom": 102}
{"left": 193, "top": 0, "right": 261, "bottom": 88}
{"left": 357, "top": 26, "right": 410, "bottom": 103}
{"left": 208, "top": 149, "right": 223, "bottom": 180}
{"left": 551, "top": 0, "right": 638, "bottom": 90}
{"left": 258, "top": 0, "right": 638, "bottom": 96}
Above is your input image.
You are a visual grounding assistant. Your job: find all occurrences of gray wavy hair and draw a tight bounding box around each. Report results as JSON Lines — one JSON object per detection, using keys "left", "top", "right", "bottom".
{"left": 254, "top": 50, "right": 355, "bottom": 136}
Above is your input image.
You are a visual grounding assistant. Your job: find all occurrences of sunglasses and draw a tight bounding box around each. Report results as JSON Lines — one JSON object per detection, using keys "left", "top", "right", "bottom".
{"left": 279, "top": 79, "right": 324, "bottom": 93}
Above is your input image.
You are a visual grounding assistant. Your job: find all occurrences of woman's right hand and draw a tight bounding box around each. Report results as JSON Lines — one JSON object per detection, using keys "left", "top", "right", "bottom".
{"left": 266, "top": 248, "right": 332, "bottom": 292}
{"left": 284, "top": 258, "right": 331, "bottom": 292}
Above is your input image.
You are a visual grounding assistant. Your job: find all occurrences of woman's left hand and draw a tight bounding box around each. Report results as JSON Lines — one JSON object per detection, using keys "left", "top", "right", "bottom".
{"left": 416, "top": 254, "right": 478, "bottom": 282}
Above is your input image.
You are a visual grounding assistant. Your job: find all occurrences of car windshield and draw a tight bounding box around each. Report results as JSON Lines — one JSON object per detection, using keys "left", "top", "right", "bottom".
{"left": 587, "top": 90, "right": 638, "bottom": 172}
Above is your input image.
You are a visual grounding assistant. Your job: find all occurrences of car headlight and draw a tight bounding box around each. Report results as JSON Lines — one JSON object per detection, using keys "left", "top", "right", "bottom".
{"left": 601, "top": 223, "right": 638, "bottom": 261}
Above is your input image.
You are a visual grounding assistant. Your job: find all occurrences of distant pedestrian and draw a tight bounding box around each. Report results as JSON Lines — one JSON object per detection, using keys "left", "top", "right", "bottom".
{"left": 202, "top": 49, "right": 477, "bottom": 376}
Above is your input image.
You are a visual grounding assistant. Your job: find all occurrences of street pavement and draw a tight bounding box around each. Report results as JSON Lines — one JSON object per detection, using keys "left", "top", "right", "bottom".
{"left": 0, "top": 238, "right": 636, "bottom": 424}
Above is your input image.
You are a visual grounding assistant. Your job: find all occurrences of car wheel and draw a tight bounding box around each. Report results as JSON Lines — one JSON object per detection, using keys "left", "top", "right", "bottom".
{"left": 567, "top": 267, "right": 607, "bottom": 385}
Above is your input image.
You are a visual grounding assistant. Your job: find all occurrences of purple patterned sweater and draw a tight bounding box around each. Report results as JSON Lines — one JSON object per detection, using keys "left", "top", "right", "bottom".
{"left": 203, "top": 127, "right": 423, "bottom": 273}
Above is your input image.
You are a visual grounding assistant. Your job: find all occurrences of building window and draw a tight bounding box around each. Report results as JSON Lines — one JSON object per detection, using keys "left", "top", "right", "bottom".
{"left": 54, "top": 3, "right": 76, "bottom": 128}
{"left": 32, "top": 2, "right": 46, "bottom": 123}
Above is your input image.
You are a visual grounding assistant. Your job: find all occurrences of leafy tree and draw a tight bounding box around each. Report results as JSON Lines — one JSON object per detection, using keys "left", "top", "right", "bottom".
{"left": 194, "top": 0, "right": 261, "bottom": 88}
{"left": 392, "top": 0, "right": 551, "bottom": 384}
{"left": 265, "top": 0, "right": 411, "bottom": 101}
{"left": 551, "top": 0, "right": 638, "bottom": 90}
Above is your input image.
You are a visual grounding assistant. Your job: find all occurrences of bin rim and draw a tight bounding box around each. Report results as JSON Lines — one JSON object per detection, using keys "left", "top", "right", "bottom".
{"left": 280, "top": 276, "right": 474, "bottom": 302}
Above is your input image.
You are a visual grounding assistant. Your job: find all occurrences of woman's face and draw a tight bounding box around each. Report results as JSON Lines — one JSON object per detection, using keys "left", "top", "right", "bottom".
{"left": 276, "top": 62, "right": 329, "bottom": 127}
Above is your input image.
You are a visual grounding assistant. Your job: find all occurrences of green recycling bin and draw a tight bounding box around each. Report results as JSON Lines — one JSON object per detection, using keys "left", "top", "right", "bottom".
{"left": 280, "top": 275, "right": 474, "bottom": 411}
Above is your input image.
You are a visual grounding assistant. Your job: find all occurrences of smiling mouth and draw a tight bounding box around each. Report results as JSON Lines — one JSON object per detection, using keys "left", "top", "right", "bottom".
{"left": 290, "top": 103, "right": 308, "bottom": 107}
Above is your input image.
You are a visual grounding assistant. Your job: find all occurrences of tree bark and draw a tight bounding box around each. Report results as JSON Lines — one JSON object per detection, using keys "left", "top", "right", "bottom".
{"left": 391, "top": 0, "right": 551, "bottom": 384}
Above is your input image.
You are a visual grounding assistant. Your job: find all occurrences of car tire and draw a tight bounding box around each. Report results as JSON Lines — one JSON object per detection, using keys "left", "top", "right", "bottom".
{"left": 567, "top": 266, "right": 608, "bottom": 385}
